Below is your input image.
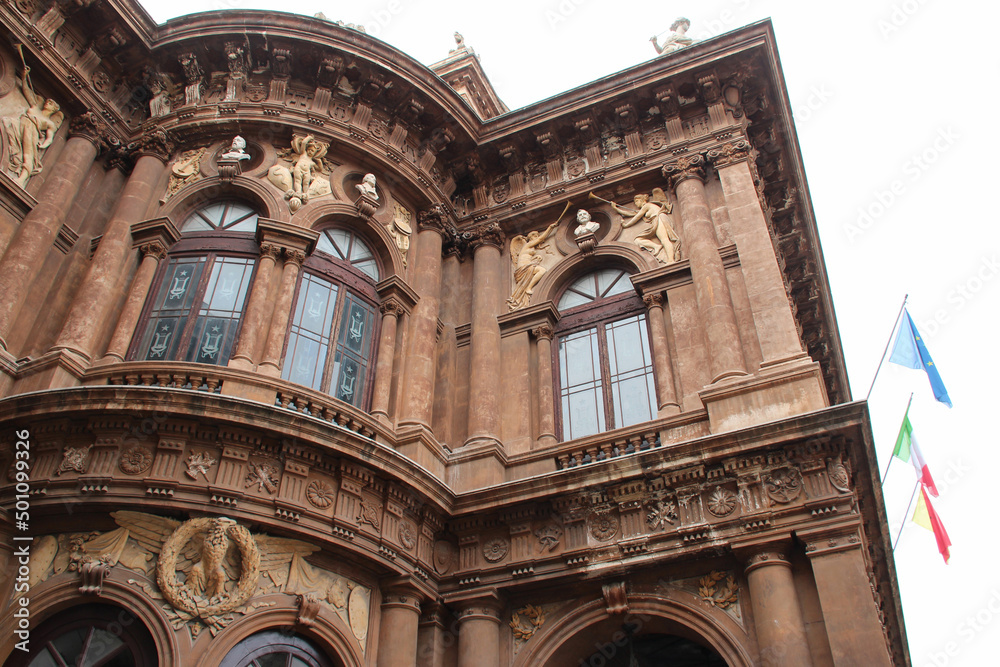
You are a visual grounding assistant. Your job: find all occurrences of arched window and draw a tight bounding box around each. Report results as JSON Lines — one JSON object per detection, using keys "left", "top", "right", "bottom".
{"left": 131, "top": 200, "right": 259, "bottom": 365}
{"left": 555, "top": 268, "right": 657, "bottom": 440}
{"left": 8, "top": 604, "right": 157, "bottom": 667}
{"left": 281, "top": 227, "right": 380, "bottom": 408}
{"left": 219, "top": 631, "right": 337, "bottom": 667}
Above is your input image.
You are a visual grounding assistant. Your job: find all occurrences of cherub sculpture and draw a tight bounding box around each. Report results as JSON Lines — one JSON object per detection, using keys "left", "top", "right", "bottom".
{"left": 611, "top": 188, "right": 682, "bottom": 263}
{"left": 507, "top": 204, "right": 566, "bottom": 311}
{"left": 3, "top": 67, "right": 64, "bottom": 188}
{"left": 267, "top": 134, "right": 333, "bottom": 212}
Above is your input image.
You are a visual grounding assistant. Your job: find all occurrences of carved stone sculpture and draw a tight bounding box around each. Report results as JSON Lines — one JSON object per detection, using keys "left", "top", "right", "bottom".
{"left": 355, "top": 172, "right": 378, "bottom": 199}
{"left": 148, "top": 77, "right": 172, "bottom": 118}
{"left": 651, "top": 18, "right": 694, "bottom": 56}
{"left": 221, "top": 135, "right": 250, "bottom": 161}
{"left": 267, "top": 135, "right": 332, "bottom": 212}
{"left": 162, "top": 147, "right": 207, "bottom": 204}
{"left": 573, "top": 208, "right": 599, "bottom": 237}
{"left": 612, "top": 188, "right": 681, "bottom": 264}
{"left": 387, "top": 204, "right": 412, "bottom": 266}
{"left": 507, "top": 213, "right": 562, "bottom": 311}
{"left": 3, "top": 67, "right": 64, "bottom": 187}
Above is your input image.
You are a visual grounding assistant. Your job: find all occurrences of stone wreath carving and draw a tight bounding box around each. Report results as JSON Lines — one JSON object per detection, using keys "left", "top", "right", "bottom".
{"left": 118, "top": 445, "right": 153, "bottom": 475}
{"left": 483, "top": 537, "right": 510, "bottom": 563}
{"left": 698, "top": 571, "right": 738, "bottom": 609}
{"left": 156, "top": 517, "right": 261, "bottom": 620}
{"left": 588, "top": 511, "right": 619, "bottom": 542}
{"left": 706, "top": 486, "right": 738, "bottom": 517}
{"left": 510, "top": 604, "right": 545, "bottom": 642}
{"left": 764, "top": 467, "right": 803, "bottom": 504}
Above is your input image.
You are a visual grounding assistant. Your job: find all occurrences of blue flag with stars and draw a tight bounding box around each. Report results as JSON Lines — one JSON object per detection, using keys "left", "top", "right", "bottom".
{"left": 889, "top": 309, "right": 953, "bottom": 407}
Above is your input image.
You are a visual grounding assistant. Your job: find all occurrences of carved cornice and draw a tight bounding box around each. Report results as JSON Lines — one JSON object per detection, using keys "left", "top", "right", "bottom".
{"left": 662, "top": 154, "right": 706, "bottom": 188}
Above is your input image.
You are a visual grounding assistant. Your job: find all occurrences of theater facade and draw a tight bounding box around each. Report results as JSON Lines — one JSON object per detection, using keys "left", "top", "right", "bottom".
{"left": 0, "top": 2, "right": 908, "bottom": 665}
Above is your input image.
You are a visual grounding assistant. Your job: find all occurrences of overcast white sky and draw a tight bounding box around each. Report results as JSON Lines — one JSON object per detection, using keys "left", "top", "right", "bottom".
{"left": 138, "top": 1, "right": 1000, "bottom": 664}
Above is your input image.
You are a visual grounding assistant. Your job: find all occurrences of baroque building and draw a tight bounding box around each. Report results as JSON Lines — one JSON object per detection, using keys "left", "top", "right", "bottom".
{"left": 0, "top": 2, "right": 909, "bottom": 666}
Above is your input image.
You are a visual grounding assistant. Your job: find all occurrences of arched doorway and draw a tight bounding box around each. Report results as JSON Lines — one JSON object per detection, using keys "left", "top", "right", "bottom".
{"left": 7, "top": 603, "right": 157, "bottom": 667}
{"left": 577, "top": 628, "right": 728, "bottom": 666}
{"left": 218, "top": 630, "right": 338, "bottom": 667}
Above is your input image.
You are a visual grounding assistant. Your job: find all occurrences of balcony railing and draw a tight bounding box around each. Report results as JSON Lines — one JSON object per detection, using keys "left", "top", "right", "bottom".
{"left": 84, "top": 361, "right": 390, "bottom": 444}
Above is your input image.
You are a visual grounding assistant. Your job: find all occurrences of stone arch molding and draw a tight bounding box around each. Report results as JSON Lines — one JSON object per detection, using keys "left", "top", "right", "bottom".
{"left": 199, "top": 601, "right": 366, "bottom": 667}
{"left": 0, "top": 573, "right": 180, "bottom": 665}
{"left": 532, "top": 244, "right": 654, "bottom": 307}
{"left": 160, "top": 174, "right": 286, "bottom": 226}
{"left": 511, "top": 590, "right": 754, "bottom": 667}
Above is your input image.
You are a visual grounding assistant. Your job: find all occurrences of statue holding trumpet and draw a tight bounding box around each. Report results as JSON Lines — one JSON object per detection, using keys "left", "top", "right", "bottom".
{"left": 506, "top": 202, "right": 568, "bottom": 311}
{"left": 590, "top": 189, "right": 682, "bottom": 264}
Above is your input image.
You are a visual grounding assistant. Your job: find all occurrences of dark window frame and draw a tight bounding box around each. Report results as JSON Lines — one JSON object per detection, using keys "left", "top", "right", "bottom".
{"left": 553, "top": 270, "right": 658, "bottom": 441}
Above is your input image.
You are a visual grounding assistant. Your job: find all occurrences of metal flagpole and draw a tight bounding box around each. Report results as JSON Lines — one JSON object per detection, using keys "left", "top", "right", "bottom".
{"left": 866, "top": 293, "right": 908, "bottom": 400}
{"left": 881, "top": 392, "right": 914, "bottom": 485}
{"left": 892, "top": 481, "right": 920, "bottom": 551}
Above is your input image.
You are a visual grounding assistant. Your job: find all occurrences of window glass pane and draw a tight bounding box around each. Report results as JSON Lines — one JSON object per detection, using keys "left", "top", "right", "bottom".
{"left": 181, "top": 201, "right": 258, "bottom": 233}
{"left": 558, "top": 328, "right": 604, "bottom": 440}
{"left": 557, "top": 289, "right": 590, "bottom": 311}
{"left": 282, "top": 274, "right": 337, "bottom": 391}
{"left": 596, "top": 268, "right": 629, "bottom": 297}
{"left": 331, "top": 294, "right": 376, "bottom": 406}
{"left": 255, "top": 654, "right": 288, "bottom": 667}
{"left": 27, "top": 650, "right": 59, "bottom": 667}
{"left": 607, "top": 315, "right": 656, "bottom": 428}
{"left": 182, "top": 257, "right": 254, "bottom": 365}
{"left": 83, "top": 629, "right": 125, "bottom": 666}
{"left": 155, "top": 259, "right": 205, "bottom": 312}
{"left": 51, "top": 628, "right": 87, "bottom": 661}
{"left": 316, "top": 229, "right": 380, "bottom": 280}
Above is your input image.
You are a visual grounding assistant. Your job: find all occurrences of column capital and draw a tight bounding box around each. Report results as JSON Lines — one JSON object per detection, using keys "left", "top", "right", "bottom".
{"left": 798, "top": 518, "right": 865, "bottom": 558}
{"left": 380, "top": 298, "right": 406, "bottom": 318}
{"left": 662, "top": 154, "right": 706, "bottom": 188}
{"left": 375, "top": 275, "right": 419, "bottom": 312}
{"left": 469, "top": 221, "right": 505, "bottom": 251}
{"left": 642, "top": 292, "right": 665, "bottom": 309}
{"left": 284, "top": 248, "right": 306, "bottom": 267}
{"left": 139, "top": 241, "right": 167, "bottom": 261}
{"left": 128, "top": 129, "right": 175, "bottom": 164}
{"left": 417, "top": 203, "right": 452, "bottom": 235}
{"left": 68, "top": 111, "right": 110, "bottom": 150}
{"left": 706, "top": 139, "right": 753, "bottom": 169}
{"left": 531, "top": 324, "right": 554, "bottom": 341}
{"left": 259, "top": 242, "right": 282, "bottom": 261}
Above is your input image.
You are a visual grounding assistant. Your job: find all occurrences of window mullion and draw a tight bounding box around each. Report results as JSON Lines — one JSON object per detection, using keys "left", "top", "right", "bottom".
{"left": 176, "top": 255, "right": 215, "bottom": 356}
{"left": 597, "top": 322, "right": 615, "bottom": 431}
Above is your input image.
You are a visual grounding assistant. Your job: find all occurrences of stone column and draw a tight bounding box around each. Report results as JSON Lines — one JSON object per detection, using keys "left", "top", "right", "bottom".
{"left": 642, "top": 292, "right": 680, "bottom": 416}
{"left": 377, "top": 587, "right": 423, "bottom": 667}
{"left": 532, "top": 325, "right": 557, "bottom": 446}
{"left": 372, "top": 299, "right": 404, "bottom": 421}
{"left": 708, "top": 141, "right": 805, "bottom": 366}
{"left": 663, "top": 155, "right": 746, "bottom": 383}
{"left": 802, "top": 527, "right": 892, "bottom": 667}
{"left": 258, "top": 249, "right": 305, "bottom": 376}
{"left": 416, "top": 602, "right": 450, "bottom": 667}
{"left": 456, "top": 600, "right": 502, "bottom": 667}
{"left": 465, "top": 223, "right": 504, "bottom": 447}
{"left": 229, "top": 243, "right": 282, "bottom": 369}
{"left": 742, "top": 548, "right": 813, "bottom": 667}
{"left": 399, "top": 206, "right": 447, "bottom": 429}
{"left": 102, "top": 242, "right": 167, "bottom": 362}
{"left": 0, "top": 116, "right": 103, "bottom": 351}
{"left": 52, "top": 131, "right": 172, "bottom": 362}
{"left": 101, "top": 218, "right": 181, "bottom": 363}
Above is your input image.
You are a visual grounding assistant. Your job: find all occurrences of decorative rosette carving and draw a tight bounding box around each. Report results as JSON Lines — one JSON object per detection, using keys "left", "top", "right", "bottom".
{"left": 118, "top": 445, "right": 153, "bottom": 475}
{"left": 588, "top": 511, "right": 619, "bottom": 542}
{"left": 482, "top": 536, "right": 510, "bottom": 563}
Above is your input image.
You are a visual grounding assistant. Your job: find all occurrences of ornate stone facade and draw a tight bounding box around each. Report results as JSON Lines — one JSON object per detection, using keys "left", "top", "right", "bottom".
{"left": 0, "top": 4, "right": 903, "bottom": 667}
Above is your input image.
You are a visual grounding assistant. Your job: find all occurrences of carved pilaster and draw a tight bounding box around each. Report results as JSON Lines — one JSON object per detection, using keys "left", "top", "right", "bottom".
{"left": 707, "top": 139, "right": 753, "bottom": 169}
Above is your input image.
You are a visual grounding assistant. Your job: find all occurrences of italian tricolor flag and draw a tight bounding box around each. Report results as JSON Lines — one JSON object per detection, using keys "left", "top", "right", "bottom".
{"left": 892, "top": 404, "right": 939, "bottom": 497}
